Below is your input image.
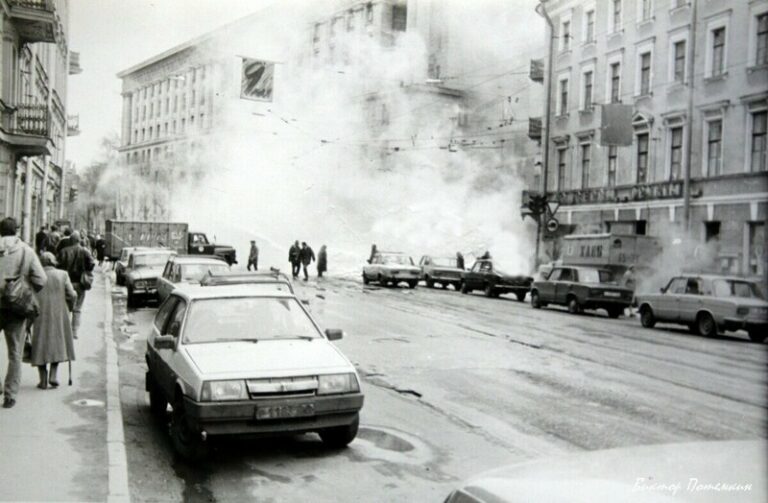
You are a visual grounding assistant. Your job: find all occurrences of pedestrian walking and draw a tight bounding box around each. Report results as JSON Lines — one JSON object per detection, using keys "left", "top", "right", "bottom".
{"left": 368, "top": 244, "right": 378, "bottom": 264}
{"left": 299, "top": 242, "right": 315, "bottom": 281}
{"left": 317, "top": 245, "right": 327, "bottom": 278}
{"left": 57, "top": 231, "right": 95, "bottom": 339}
{"left": 95, "top": 235, "right": 107, "bottom": 266}
{"left": 622, "top": 265, "right": 637, "bottom": 317}
{"left": 456, "top": 252, "right": 465, "bottom": 270}
{"left": 248, "top": 240, "right": 259, "bottom": 271}
{"left": 30, "top": 252, "right": 76, "bottom": 390}
{"left": 289, "top": 240, "right": 301, "bottom": 278}
{"left": 480, "top": 250, "right": 492, "bottom": 260}
{"left": 46, "top": 225, "right": 61, "bottom": 254}
{"left": 55, "top": 228, "right": 73, "bottom": 253}
{"left": 35, "top": 225, "right": 49, "bottom": 255}
{"left": 0, "top": 217, "right": 47, "bottom": 408}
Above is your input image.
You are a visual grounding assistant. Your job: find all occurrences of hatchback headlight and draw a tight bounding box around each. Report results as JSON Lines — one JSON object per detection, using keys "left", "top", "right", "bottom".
{"left": 201, "top": 380, "right": 248, "bottom": 401}
{"left": 318, "top": 373, "right": 359, "bottom": 395}
{"left": 135, "top": 280, "right": 146, "bottom": 288}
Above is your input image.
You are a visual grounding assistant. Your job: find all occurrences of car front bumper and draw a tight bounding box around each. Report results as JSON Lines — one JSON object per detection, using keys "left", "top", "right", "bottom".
{"left": 183, "top": 393, "right": 364, "bottom": 436}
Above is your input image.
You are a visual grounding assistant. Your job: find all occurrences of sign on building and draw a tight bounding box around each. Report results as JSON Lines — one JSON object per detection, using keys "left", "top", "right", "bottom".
{"left": 240, "top": 58, "right": 274, "bottom": 102}
{"left": 600, "top": 104, "right": 633, "bottom": 146}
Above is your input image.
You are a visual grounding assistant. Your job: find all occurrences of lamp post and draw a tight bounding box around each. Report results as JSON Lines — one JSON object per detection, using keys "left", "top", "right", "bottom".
{"left": 535, "top": 0, "right": 555, "bottom": 267}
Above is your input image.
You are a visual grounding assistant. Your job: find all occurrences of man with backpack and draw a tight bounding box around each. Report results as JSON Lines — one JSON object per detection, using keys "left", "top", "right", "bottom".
{"left": 57, "top": 231, "right": 95, "bottom": 339}
{"left": 0, "top": 217, "right": 47, "bottom": 408}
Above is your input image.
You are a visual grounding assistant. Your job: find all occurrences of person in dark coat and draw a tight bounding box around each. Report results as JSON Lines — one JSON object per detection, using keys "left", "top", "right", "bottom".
{"left": 456, "top": 252, "right": 465, "bottom": 270}
{"left": 30, "top": 252, "right": 76, "bottom": 389}
{"left": 95, "top": 235, "right": 107, "bottom": 265}
{"left": 57, "top": 231, "right": 95, "bottom": 339}
{"left": 46, "top": 225, "right": 61, "bottom": 254}
{"left": 299, "top": 242, "right": 315, "bottom": 281}
{"left": 55, "top": 228, "right": 73, "bottom": 253}
{"left": 288, "top": 240, "right": 301, "bottom": 278}
{"left": 480, "top": 250, "right": 492, "bottom": 260}
{"left": 248, "top": 240, "right": 259, "bottom": 271}
{"left": 35, "top": 226, "right": 49, "bottom": 255}
{"left": 368, "top": 244, "right": 378, "bottom": 264}
{"left": 317, "top": 245, "right": 327, "bottom": 278}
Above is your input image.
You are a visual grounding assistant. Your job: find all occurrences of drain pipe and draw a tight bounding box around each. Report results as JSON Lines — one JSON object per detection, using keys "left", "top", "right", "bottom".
{"left": 682, "top": 0, "right": 698, "bottom": 230}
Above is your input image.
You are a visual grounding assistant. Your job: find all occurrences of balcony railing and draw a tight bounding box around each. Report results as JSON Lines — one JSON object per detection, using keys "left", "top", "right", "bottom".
{"left": 69, "top": 51, "right": 82, "bottom": 75}
{"left": 67, "top": 114, "right": 80, "bottom": 136}
{"left": 548, "top": 179, "right": 684, "bottom": 206}
{"left": 8, "top": 0, "right": 59, "bottom": 44}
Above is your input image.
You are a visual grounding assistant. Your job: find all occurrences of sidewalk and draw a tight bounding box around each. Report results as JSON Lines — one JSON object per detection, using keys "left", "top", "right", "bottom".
{"left": 0, "top": 270, "right": 129, "bottom": 502}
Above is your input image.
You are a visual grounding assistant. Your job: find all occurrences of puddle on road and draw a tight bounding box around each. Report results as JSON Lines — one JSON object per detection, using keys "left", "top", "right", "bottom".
{"left": 346, "top": 426, "right": 433, "bottom": 467}
{"left": 357, "top": 427, "right": 414, "bottom": 453}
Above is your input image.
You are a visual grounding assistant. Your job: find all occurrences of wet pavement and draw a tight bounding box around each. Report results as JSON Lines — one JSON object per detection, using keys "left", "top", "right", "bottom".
{"left": 111, "top": 276, "right": 768, "bottom": 502}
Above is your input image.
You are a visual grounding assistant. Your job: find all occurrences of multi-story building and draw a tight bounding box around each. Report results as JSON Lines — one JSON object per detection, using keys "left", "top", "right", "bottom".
{"left": 536, "top": 0, "right": 768, "bottom": 278}
{"left": 0, "top": 0, "right": 80, "bottom": 241}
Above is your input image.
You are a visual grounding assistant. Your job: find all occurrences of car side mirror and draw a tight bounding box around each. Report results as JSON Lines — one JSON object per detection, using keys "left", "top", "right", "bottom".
{"left": 325, "top": 329, "right": 344, "bottom": 341}
{"left": 154, "top": 335, "right": 176, "bottom": 350}
{"left": 660, "top": 287, "right": 666, "bottom": 293}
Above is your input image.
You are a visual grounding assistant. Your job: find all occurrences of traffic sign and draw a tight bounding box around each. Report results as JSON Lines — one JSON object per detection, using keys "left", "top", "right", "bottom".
{"left": 546, "top": 218, "right": 559, "bottom": 233}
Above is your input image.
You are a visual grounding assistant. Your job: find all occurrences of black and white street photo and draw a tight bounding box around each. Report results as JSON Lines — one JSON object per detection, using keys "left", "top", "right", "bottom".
{"left": 0, "top": 0, "right": 766, "bottom": 501}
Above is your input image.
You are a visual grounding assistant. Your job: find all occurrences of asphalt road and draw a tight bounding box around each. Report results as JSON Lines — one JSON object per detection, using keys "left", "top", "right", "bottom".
{"left": 111, "top": 277, "right": 768, "bottom": 502}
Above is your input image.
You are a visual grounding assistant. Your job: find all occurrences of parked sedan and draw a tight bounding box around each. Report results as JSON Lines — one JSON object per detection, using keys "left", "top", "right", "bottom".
{"left": 115, "top": 246, "right": 149, "bottom": 286}
{"left": 362, "top": 252, "right": 420, "bottom": 288}
{"left": 156, "top": 255, "right": 230, "bottom": 303}
{"left": 636, "top": 275, "right": 768, "bottom": 342}
{"left": 460, "top": 259, "right": 533, "bottom": 301}
{"left": 124, "top": 248, "right": 176, "bottom": 307}
{"left": 530, "top": 266, "right": 632, "bottom": 317}
{"left": 419, "top": 255, "right": 463, "bottom": 289}
{"left": 145, "top": 284, "right": 364, "bottom": 460}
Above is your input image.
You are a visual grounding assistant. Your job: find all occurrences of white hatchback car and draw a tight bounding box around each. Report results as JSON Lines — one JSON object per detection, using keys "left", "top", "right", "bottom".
{"left": 145, "top": 283, "right": 364, "bottom": 459}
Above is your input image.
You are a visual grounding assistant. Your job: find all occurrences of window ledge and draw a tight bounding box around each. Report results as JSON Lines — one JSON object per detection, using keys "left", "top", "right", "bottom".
{"left": 579, "top": 107, "right": 595, "bottom": 116}
{"left": 581, "top": 40, "right": 596, "bottom": 49}
{"left": 607, "top": 29, "right": 624, "bottom": 40}
{"left": 704, "top": 72, "right": 729, "bottom": 83}
{"left": 747, "top": 64, "right": 768, "bottom": 73}
{"left": 558, "top": 49, "right": 573, "bottom": 57}
{"left": 669, "top": 4, "right": 691, "bottom": 15}
{"left": 634, "top": 93, "right": 654, "bottom": 102}
{"left": 555, "top": 113, "right": 570, "bottom": 120}
{"left": 636, "top": 17, "right": 655, "bottom": 28}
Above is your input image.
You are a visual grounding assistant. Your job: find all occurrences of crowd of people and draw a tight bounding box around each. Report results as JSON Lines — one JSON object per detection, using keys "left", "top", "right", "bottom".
{"left": 288, "top": 241, "right": 327, "bottom": 280}
{"left": 0, "top": 218, "right": 95, "bottom": 409}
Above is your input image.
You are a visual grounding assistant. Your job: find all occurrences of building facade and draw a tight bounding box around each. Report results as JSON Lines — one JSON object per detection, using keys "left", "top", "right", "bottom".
{"left": 537, "top": 0, "right": 768, "bottom": 278}
{"left": 0, "top": 0, "right": 79, "bottom": 241}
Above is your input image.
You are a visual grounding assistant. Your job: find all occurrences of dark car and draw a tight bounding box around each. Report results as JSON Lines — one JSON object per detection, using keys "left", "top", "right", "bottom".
{"left": 460, "top": 259, "right": 533, "bottom": 301}
{"left": 530, "top": 266, "right": 632, "bottom": 317}
{"left": 125, "top": 248, "right": 176, "bottom": 307}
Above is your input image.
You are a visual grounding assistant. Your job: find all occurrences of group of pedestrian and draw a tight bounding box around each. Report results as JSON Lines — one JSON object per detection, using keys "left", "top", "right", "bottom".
{"left": 1, "top": 217, "right": 95, "bottom": 409}
{"left": 288, "top": 241, "right": 327, "bottom": 280}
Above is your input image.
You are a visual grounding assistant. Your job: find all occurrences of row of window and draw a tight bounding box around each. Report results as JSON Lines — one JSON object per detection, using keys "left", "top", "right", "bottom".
{"left": 133, "top": 66, "right": 207, "bottom": 101}
{"left": 131, "top": 113, "right": 207, "bottom": 144}
{"left": 554, "top": 110, "right": 767, "bottom": 191}
{"left": 133, "top": 89, "right": 209, "bottom": 123}
{"left": 555, "top": 7, "right": 768, "bottom": 115}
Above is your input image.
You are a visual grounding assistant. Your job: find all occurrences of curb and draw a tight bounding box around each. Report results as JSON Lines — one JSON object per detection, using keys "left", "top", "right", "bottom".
{"left": 103, "top": 272, "right": 131, "bottom": 503}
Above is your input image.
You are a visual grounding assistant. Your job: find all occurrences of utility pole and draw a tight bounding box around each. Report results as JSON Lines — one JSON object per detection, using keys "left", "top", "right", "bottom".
{"left": 683, "top": 0, "right": 698, "bottom": 230}
{"left": 535, "top": 0, "right": 555, "bottom": 267}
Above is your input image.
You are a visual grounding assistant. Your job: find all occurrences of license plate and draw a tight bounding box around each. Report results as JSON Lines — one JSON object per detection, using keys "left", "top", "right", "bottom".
{"left": 604, "top": 291, "right": 621, "bottom": 297}
{"left": 255, "top": 403, "right": 315, "bottom": 420}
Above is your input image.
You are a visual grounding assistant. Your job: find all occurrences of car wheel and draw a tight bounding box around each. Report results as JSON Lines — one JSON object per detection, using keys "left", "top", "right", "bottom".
{"left": 425, "top": 276, "right": 434, "bottom": 288}
{"left": 170, "top": 396, "right": 208, "bottom": 461}
{"left": 147, "top": 373, "right": 168, "bottom": 421}
{"left": 567, "top": 296, "right": 581, "bottom": 315}
{"left": 453, "top": 282, "right": 462, "bottom": 291}
{"left": 607, "top": 307, "right": 622, "bottom": 319}
{"left": 697, "top": 312, "right": 717, "bottom": 338}
{"left": 531, "top": 291, "right": 541, "bottom": 309}
{"left": 515, "top": 292, "right": 526, "bottom": 302}
{"left": 460, "top": 282, "right": 469, "bottom": 294}
{"left": 378, "top": 275, "right": 387, "bottom": 287}
{"left": 484, "top": 284, "right": 495, "bottom": 298}
{"left": 748, "top": 329, "right": 766, "bottom": 343}
{"left": 319, "top": 413, "right": 359, "bottom": 448}
{"left": 362, "top": 274, "right": 370, "bottom": 285}
{"left": 407, "top": 280, "right": 417, "bottom": 289}
{"left": 640, "top": 307, "right": 656, "bottom": 328}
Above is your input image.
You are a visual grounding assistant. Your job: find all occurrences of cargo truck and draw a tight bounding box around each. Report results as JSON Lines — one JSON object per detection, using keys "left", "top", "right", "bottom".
{"left": 105, "top": 220, "right": 237, "bottom": 265}
{"left": 561, "top": 233, "right": 661, "bottom": 276}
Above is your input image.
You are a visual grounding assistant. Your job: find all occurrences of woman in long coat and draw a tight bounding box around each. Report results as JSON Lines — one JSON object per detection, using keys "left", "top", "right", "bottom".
{"left": 317, "top": 245, "right": 328, "bottom": 278}
{"left": 30, "top": 252, "right": 76, "bottom": 388}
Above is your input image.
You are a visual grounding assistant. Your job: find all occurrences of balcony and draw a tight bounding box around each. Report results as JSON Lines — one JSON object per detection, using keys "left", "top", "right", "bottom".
{"left": 547, "top": 179, "right": 684, "bottom": 206}
{"left": 67, "top": 114, "right": 80, "bottom": 136}
{"left": 69, "top": 51, "right": 82, "bottom": 75}
{"left": 0, "top": 102, "right": 53, "bottom": 156}
{"left": 8, "top": 0, "right": 61, "bottom": 44}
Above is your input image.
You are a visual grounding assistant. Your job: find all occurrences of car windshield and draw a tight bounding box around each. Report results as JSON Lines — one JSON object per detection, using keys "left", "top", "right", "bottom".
{"left": 381, "top": 255, "right": 413, "bottom": 265}
{"left": 712, "top": 280, "right": 764, "bottom": 299}
{"left": 182, "top": 297, "right": 320, "bottom": 343}
{"left": 180, "top": 263, "right": 229, "bottom": 282}
{"left": 431, "top": 258, "right": 458, "bottom": 267}
{"left": 134, "top": 253, "right": 173, "bottom": 267}
{"left": 578, "top": 268, "right": 614, "bottom": 283}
